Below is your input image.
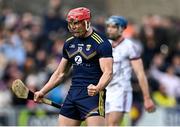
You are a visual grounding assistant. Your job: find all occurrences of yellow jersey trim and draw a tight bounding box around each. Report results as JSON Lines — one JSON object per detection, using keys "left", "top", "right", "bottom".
{"left": 66, "top": 49, "right": 79, "bottom": 58}
{"left": 91, "top": 33, "right": 104, "bottom": 44}
{"left": 91, "top": 35, "right": 101, "bottom": 44}
{"left": 98, "top": 91, "right": 105, "bottom": 116}
{"left": 93, "top": 32, "right": 103, "bottom": 42}
{"left": 80, "top": 51, "right": 97, "bottom": 60}
{"left": 66, "top": 50, "right": 97, "bottom": 60}
{"left": 66, "top": 36, "right": 74, "bottom": 42}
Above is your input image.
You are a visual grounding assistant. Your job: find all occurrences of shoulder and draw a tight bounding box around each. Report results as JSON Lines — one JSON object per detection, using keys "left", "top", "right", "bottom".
{"left": 64, "top": 36, "right": 75, "bottom": 47}
{"left": 123, "top": 38, "right": 134, "bottom": 45}
{"left": 65, "top": 36, "right": 75, "bottom": 43}
{"left": 121, "top": 38, "right": 136, "bottom": 49}
{"left": 90, "top": 30, "right": 110, "bottom": 45}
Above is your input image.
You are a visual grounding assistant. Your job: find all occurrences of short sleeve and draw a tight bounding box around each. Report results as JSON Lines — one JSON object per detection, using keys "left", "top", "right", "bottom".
{"left": 97, "top": 40, "right": 113, "bottom": 58}
{"left": 62, "top": 43, "right": 69, "bottom": 59}
{"left": 128, "top": 42, "right": 141, "bottom": 60}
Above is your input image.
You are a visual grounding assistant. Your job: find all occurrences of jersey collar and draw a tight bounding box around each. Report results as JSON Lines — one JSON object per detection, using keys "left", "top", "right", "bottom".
{"left": 112, "top": 37, "right": 124, "bottom": 48}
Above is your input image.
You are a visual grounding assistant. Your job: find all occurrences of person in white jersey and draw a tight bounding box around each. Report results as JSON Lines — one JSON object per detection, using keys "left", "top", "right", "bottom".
{"left": 105, "top": 15, "right": 156, "bottom": 126}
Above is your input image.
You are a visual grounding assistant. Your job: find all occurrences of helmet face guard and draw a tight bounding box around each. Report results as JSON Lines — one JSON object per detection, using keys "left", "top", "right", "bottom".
{"left": 67, "top": 7, "right": 91, "bottom": 37}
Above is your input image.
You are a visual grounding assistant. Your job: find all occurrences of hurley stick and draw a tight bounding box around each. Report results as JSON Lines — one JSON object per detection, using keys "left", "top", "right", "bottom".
{"left": 11, "top": 79, "right": 62, "bottom": 108}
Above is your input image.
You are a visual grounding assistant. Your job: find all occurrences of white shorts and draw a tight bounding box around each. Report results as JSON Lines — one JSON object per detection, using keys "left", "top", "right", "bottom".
{"left": 105, "top": 85, "right": 132, "bottom": 113}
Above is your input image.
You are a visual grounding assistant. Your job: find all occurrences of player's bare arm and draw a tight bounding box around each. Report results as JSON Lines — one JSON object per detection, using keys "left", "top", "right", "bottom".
{"left": 131, "top": 58, "right": 156, "bottom": 112}
{"left": 34, "top": 58, "right": 71, "bottom": 102}
{"left": 88, "top": 57, "right": 113, "bottom": 96}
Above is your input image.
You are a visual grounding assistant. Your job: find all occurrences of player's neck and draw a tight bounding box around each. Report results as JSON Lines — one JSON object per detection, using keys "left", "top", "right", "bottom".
{"left": 112, "top": 36, "right": 124, "bottom": 48}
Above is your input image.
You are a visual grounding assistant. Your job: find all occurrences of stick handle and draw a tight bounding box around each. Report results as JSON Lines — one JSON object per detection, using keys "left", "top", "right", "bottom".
{"left": 42, "top": 98, "right": 62, "bottom": 108}
{"left": 28, "top": 90, "right": 62, "bottom": 108}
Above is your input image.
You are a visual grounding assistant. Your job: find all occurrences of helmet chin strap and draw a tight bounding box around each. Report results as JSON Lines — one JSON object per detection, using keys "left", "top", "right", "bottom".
{"left": 67, "top": 25, "right": 72, "bottom": 32}
{"left": 85, "top": 20, "right": 90, "bottom": 31}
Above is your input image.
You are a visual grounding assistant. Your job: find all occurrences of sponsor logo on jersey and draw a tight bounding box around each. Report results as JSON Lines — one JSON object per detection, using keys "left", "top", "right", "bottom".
{"left": 74, "top": 55, "right": 82, "bottom": 64}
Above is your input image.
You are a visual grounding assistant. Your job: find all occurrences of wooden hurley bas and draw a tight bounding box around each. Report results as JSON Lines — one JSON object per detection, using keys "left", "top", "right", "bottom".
{"left": 11, "top": 79, "right": 62, "bottom": 109}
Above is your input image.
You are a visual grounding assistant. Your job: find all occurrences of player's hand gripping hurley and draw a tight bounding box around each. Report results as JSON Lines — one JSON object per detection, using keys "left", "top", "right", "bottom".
{"left": 11, "top": 79, "right": 61, "bottom": 108}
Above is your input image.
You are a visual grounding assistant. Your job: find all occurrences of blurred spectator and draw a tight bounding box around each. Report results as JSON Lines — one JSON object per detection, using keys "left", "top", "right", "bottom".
{"left": 123, "top": 20, "right": 143, "bottom": 56}
{"left": 150, "top": 53, "right": 180, "bottom": 98}
{"left": 0, "top": 53, "right": 7, "bottom": 78}
{"left": 23, "top": 56, "right": 36, "bottom": 75}
{"left": 35, "top": 49, "right": 47, "bottom": 70}
{"left": 42, "top": 0, "right": 68, "bottom": 44}
{"left": 4, "top": 11, "right": 19, "bottom": 30}
{"left": 0, "top": 27, "right": 26, "bottom": 66}
{"left": 171, "top": 54, "right": 180, "bottom": 76}
{"left": 139, "top": 15, "right": 179, "bottom": 70}
{"left": 0, "top": 88, "right": 12, "bottom": 108}
{"left": 152, "top": 84, "right": 177, "bottom": 107}
{"left": 93, "top": 15, "right": 106, "bottom": 34}
{"left": 130, "top": 81, "right": 144, "bottom": 126}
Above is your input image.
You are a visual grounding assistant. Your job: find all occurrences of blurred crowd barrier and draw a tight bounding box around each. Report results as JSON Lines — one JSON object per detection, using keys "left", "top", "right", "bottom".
{"left": 0, "top": 106, "right": 180, "bottom": 126}
{"left": 0, "top": 106, "right": 59, "bottom": 126}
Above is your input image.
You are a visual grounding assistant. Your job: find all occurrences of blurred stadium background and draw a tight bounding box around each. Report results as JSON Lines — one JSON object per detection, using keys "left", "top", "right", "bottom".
{"left": 0, "top": 0, "right": 179, "bottom": 126}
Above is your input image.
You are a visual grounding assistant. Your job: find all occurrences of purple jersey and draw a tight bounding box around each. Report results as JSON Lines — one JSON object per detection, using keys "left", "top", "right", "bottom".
{"left": 63, "top": 30, "right": 112, "bottom": 87}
